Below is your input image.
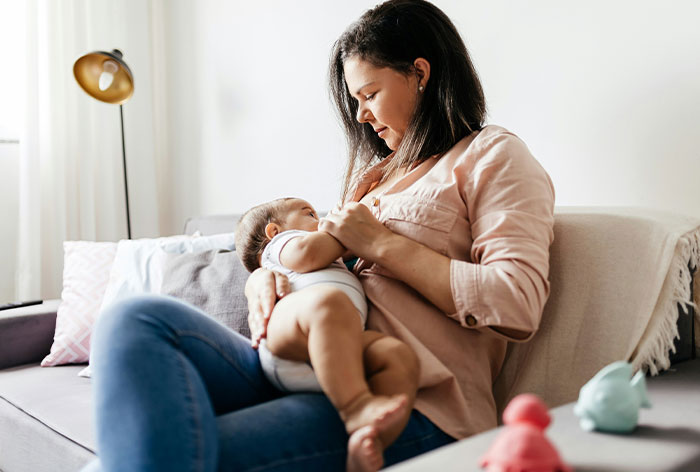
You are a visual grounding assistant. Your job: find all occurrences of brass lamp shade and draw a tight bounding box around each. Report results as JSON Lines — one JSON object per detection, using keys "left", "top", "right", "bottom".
{"left": 73, "top": 49, "right": 134, "bottom": 104}
{"left": 73, "top": 48, "right": 135, "bottom": 238}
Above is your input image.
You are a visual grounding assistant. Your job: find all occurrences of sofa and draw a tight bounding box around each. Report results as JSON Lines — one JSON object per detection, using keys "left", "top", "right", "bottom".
{"left": 1, "top": 207, "right": 698, "bottom": 472}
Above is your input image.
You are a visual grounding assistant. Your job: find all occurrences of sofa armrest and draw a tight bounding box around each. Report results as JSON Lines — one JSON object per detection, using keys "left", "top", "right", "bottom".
{"left": 0, "top": 299, "right": 60, "bottom": 370}
{"left": 493, "top": 207, "right": 700, "bottom": 412}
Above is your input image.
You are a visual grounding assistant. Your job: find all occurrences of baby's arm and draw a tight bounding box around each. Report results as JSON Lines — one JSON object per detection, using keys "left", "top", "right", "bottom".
{"left": 279, "top": 232, "right": 345, "bottom": 273}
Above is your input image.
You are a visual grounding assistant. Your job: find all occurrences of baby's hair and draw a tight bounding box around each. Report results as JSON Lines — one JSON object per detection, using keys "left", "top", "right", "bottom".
{"left": 235, "top": 197, "right": 295, "bottom": 273}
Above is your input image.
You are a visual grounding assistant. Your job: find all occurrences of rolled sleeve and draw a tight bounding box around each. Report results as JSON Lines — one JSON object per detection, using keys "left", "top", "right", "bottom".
{"left": 449, "top": 258, "right": 548, "bottom": 341}
{"left": 449, "top": 258, "right": 480, "bottom": 327}
{"left": 449, "top": 130, "right": 555, "bottom": 341}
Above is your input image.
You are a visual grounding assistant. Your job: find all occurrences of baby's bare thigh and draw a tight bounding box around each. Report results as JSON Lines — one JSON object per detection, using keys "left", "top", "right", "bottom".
{"left": 265, "top": 285, "right": 357, "bottom": 361}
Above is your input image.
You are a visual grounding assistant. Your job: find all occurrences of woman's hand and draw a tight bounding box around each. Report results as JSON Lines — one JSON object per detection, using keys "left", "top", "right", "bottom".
{"left": 319, "top": 202, "right": 395, "bottom": 262}
{"left": 244, "top": 268, "right": 290, "bottom": 348}
{"left": 324, "top": 202, "right": 458, "bottom": 314}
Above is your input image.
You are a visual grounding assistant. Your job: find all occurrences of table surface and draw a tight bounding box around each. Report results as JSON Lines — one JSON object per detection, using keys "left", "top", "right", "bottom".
{"left": 387, "top": 359, "right": 700, "bottom": 472}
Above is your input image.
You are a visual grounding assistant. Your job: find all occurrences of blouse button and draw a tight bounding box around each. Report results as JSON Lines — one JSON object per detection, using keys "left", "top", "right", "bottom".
{"left": 372, "top": 197, "right": 380, "bottom": 207}
{"left": 465, "top": 315, "right": 477, "bottom": 327}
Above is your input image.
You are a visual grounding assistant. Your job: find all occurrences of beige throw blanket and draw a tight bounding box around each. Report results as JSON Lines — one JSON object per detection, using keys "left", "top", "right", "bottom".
{"left": 493, "top": 207, "right": 700, "bottom": 412}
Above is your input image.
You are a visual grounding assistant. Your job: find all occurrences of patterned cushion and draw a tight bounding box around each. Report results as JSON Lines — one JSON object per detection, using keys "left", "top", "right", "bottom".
{"left": 41, "top": 241, "right": 117, "bottom": 366}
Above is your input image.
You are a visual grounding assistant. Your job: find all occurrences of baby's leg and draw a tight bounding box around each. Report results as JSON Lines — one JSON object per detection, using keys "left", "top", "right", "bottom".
{"left": 362, "top": 330, "right": 420, "bottom": 412}
{"left": 345, "top": 331, "right": 420, "bottom": 472}
{"left": 266, "top": 288, "right": 414, "bottom": 472}
{"left": 265, "top": 285, "right": 370, "bottom": 410}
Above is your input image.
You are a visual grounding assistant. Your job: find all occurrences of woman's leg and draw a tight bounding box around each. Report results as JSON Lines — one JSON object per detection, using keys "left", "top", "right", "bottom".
{"left": 216, "top": 393, "right": 455, "bottom": 471}
{"left": 83, "top": 293, "right": 453, "bottom": 471}
{"left": 86, "top": 294, "right": 279, "bottom": 472}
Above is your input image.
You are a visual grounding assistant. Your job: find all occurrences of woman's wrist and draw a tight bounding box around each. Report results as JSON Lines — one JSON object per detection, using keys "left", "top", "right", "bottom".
{"left": 374, "top": 231, "right": 415, "bottom": 267}
{"left": 373, "top": 230, "right": 457, "bottom": 313}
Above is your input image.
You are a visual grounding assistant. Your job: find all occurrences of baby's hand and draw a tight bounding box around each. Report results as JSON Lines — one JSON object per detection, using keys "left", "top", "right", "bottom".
{"left": 327, "top": 201, "right": 344, "bottom": 216}
{"left": 319, "top": 201, "right": 342, "bottom": 233}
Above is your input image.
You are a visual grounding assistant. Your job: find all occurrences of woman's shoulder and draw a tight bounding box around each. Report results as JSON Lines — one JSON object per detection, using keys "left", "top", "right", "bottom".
{"left": 466, "top": 124, "right": 526, "bottom": 154}
{"left": 436, "top": 127, "right": 555, "bottom": 221}
{"left": 442, "top": 125, "right": 552, "bottom": 195}
{"left": 448, "top": 124, "right": 538, "bottom": 170}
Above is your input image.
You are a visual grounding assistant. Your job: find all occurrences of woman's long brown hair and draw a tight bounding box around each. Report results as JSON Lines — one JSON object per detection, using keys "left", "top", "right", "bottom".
{"left": 329, "top": 0, "right": 487, "bottom": 201}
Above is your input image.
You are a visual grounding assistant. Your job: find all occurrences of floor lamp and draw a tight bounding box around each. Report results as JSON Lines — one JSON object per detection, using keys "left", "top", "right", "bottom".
{"left": 73, "top": 49, "right": 134, "bottom": 239}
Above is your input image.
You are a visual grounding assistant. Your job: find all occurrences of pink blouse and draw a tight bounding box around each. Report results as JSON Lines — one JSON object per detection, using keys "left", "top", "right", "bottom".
{"left": 349, "top": 125, "right": 555, "bottom": 439}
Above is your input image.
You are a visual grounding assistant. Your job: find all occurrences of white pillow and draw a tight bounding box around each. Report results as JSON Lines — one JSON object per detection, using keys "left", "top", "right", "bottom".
{"left": 99, "top": 232, "right": 237, "bottom": 313}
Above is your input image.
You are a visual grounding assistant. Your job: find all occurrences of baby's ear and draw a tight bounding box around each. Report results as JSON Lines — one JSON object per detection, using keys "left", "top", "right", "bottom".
{"left": 265, "top": 222, "right": 280, "bottom": 240}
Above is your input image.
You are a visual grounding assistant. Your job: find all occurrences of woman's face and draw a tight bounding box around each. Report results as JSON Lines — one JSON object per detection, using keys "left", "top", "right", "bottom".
{"left": 343, "top": 56, "right": 421, "bottom": 151}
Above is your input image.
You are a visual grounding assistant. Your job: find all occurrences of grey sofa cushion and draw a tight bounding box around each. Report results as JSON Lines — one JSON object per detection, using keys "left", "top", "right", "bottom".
{"left": 160, "top": 249, "right": 251, "bottom": 338}
{"left": 0, "top": 364, "right": 94, "bottom": 471}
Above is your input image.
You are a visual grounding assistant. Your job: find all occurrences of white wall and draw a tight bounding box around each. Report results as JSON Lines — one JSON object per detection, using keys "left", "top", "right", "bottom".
{"left": 159, "top": 1, "right": 372, "bottom": 234}
{"left": 455, "top": 1, "right": 700, "bottom": 216}
{"left": 160, "top": 0, "right": 700, "bottom": 231}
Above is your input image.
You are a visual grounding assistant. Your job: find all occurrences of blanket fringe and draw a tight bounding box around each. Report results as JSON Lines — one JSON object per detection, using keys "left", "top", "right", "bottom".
{"left": 632, "top": 227, "right": 700, "bottom": 375}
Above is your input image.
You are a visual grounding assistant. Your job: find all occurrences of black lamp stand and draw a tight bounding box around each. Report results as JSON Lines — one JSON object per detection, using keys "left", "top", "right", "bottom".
{"left": 119, "top": 104, "right": 131, "bottom": 239}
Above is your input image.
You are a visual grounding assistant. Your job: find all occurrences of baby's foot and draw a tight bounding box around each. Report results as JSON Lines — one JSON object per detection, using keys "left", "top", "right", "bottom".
{"left": 345, "top": 397, "right": 410, "bottom": 472}
{"left": 341, "top": 393, "right": 409, "bottom": 437}
{"left": 347, "top": 425, "right": 383, "bottom": 472}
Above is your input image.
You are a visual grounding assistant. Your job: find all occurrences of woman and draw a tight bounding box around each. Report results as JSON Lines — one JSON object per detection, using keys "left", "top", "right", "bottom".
{"left": 85, "top": 1, "right": 554, "bottom": 471}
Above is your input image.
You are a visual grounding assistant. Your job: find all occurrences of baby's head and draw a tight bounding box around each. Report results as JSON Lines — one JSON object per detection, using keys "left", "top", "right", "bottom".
{"left": 235, "top": 197, "right": 320, "bottom": 272}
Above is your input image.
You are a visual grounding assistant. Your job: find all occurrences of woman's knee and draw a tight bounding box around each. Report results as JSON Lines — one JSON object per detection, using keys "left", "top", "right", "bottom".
{"left": 92, "top": 295, "right": 178, "bottom": 352}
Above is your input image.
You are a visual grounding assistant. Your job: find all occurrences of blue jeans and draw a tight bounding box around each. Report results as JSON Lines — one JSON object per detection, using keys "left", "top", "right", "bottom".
{"left": 82, "top": 295, "right": 455, "bottom": 471}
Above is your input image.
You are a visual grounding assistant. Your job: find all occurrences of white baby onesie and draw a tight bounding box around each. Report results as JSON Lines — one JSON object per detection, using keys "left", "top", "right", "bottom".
{"left": 258, "top": 229, "right": 367, "bottom": 392}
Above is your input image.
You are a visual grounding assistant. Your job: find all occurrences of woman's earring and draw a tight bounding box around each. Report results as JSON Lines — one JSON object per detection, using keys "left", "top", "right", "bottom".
{"left": 418, "top": 85, "right": 425, "bottom": 92}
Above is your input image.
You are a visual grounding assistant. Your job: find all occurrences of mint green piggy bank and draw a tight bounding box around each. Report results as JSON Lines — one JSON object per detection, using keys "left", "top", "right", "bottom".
{"left": 574, "top": 361, "right": 652, "bottom": 433}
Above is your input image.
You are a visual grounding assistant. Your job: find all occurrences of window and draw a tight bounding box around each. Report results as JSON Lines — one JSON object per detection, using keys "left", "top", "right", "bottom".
{"left": 0, "top": 1, "right": 25, "bottom": 143}
{"left": 0, "top": 1, "right": 25, "bottom": 302}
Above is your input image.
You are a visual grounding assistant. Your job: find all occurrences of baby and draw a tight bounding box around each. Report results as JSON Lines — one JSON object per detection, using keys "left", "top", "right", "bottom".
{"left": 235, "top": 197, "right": 420, "bottom": 472}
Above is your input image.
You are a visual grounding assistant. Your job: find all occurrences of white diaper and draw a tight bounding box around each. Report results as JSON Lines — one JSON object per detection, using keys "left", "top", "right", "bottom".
{"left": 258, "top": 339, "right": 322, "bottom": 392}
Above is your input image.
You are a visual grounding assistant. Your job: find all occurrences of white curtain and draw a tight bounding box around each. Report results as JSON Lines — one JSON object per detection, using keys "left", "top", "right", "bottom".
{"left": 17, "top": 0, "right": 168, "bottom": 300}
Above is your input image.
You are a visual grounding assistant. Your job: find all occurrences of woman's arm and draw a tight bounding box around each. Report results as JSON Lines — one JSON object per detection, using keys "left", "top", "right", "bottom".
{"left": 323, "top": 206, "right": 534, "bottom": 339}
{"left": 279, "top": 232, "right": 345, "bottom": 273}
{"left": 380, "top": 236, "right": 532, "bottom": 339}
{"left": 320, "top": 203, "right": 454, "bottom": 313}
{"left": 372, "top": 227, "right": 456, "bottom": 314}
{"left": 321, "top": 203, "right": 539, "bottom": 340}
